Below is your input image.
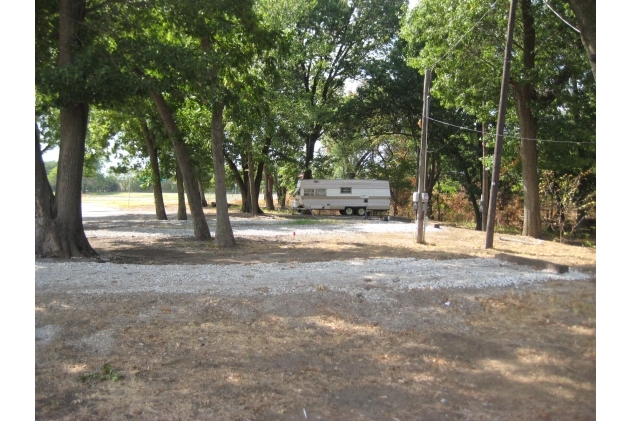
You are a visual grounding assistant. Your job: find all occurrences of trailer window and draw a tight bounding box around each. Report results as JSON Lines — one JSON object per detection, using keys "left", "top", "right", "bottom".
{"left": 340, "top": 187, "right": 352, "bottom": 194}
{"left": 304, "top": 189, "right": 326, "bottom": 196}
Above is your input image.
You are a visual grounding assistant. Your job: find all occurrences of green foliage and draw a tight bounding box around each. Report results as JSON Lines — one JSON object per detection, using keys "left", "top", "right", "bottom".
{"left": 47, "top": 165, "right": 58, "bottom": 190}
{"left": 44, "top": 161, "right": 57, "bottom": 175}
{"left": 401, "top": 0, "right": 595, "bottom": 229}
{"left": 34, "top": 0, "right": 596, "bottom": 233}
{"left": 82, "top": 173, "right": 121, "bottom": 193}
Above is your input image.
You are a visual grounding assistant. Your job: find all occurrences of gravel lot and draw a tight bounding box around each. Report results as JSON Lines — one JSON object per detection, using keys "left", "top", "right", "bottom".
{"left": 35, "top": 205, "right": 597, "bottom": 421}
{"left": 36, "top": 214, "right": 591, "bottom": 297}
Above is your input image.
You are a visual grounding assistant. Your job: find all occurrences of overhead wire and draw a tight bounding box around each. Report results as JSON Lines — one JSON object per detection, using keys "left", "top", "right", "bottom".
{"left": 419, "top": 1, "right": 593, "bottom": 148}
{"left": 429, "top": 2, "right": 498, "bottom": 70}
{"left": 426, "top": 116, "right": 595, "bottom": 145}
{"left": 543, "top": 0, "right": 580, "bottom": 33}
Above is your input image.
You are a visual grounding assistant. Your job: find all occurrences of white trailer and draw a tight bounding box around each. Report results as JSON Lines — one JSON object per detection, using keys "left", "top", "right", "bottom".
{"left": 292, "top": 179, "right": 391, "bottom": 216}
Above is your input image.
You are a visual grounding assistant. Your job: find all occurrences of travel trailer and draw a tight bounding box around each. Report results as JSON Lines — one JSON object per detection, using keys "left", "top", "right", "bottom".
{"left": 292, "top": 179, "right": 391, "bottom": 216}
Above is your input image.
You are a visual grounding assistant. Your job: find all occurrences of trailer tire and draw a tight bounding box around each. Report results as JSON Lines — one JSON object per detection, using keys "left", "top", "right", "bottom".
{"left": 356, "top": 207, "right": 366, "bottom": 216}
{"left": 343, "top": 207, "right": 354, "bottom": 216}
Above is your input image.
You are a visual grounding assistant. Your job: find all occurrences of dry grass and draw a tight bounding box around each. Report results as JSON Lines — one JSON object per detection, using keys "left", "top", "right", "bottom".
{"left": 36, "top": 201, "right": 596, "bottom": 420}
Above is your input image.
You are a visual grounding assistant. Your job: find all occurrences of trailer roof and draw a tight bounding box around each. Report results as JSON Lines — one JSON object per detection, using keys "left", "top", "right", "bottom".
{"left": 300, "top": 179, "right": 390, "bottom": 187}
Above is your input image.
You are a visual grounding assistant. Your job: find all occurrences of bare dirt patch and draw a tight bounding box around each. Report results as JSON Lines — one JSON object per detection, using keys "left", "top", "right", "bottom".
{"left": 35, "top": 205, "right": 596, "bottom": 420}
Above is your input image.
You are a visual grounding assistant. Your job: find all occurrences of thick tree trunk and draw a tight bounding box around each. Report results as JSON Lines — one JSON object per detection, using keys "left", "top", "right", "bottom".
{"left": 264, "top": 165, "right": 275, "bottom": 210}
{"left": 55, "top": 103, "right": 98, "bottom": 256}
{"left": 37, "top": 0, "right": 96, "bottom": 257}
{"left": 140, "top": 119, "right": 167, "bottom": 220}
{"left": 199, "top": 35, "right": 233, "bottom": 245}
{"left": 35, "top": 124, "right": 63, "bottom": 257}
{"left": 150, "top": 91, "right": 211, "bottom": 240}
{"left": 513, "top": 0, "right": 542, "bottom": 238}
{"left": 211, "top": 103, "right": 236, "bottom": 247}
{"left": 565, "top": 0, "right": 596, "bottom": 78}
{"left": 175, "top": 164, "right": 187, "bottom": 220}
{"left": 514, "top": 86, "right": 542, "bottom": 238}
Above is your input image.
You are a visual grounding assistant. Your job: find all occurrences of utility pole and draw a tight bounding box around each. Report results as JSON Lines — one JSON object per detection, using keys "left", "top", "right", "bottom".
{"left": 481, "top": 122, "right": 489, "bottom": 231}
{"left": 485, "top": 0, "right": 518, "bottom": 249}
{"left": 415, "top": 68, "right": 432, "bottom": 244}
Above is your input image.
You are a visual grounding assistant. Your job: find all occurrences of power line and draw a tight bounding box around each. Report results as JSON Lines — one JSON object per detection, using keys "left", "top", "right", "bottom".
{"left": 429, "top": 2, "right": 498, "bottom": 70}
{"left": 543, "top": 0, "right": 580, "bottom": 33}
{"left": 427, "top": 116, "right": 595, "bottom": 145}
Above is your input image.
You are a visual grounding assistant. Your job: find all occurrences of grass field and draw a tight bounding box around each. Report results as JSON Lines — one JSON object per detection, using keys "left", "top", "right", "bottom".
{"left": 81, "top": 192, "right": 246, "bottom": 209}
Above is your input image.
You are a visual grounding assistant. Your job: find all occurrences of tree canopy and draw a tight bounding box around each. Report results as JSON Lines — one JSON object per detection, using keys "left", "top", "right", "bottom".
{"left": 36, "top": 0, "right": 596, "bottom": 258}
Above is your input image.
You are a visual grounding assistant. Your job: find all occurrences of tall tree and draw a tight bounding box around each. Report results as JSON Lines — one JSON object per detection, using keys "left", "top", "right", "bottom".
{"left": 36, "top": 0, "right": 93, "bottom": 257}
{"left": 138, "top": 118, "right": 169, "bottom": 220}
{"left": 36, "top": 0, "right": 151, "bottom": 256}
{"left": 150, "top": 91, "right": 212, "bottom": 239}
{"left": 264, "top": 0, "right": 406, "bottom": 179}
{"left": 211, "top": 102, "right": 237, "bottom": 247}
{"left": 402, "top": 0, "right": 593, "bottom": 238}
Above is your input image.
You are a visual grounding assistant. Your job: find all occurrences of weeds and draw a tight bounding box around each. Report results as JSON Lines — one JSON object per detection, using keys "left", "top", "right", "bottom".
{"left": 79, "top": 363, "right": 123, "bottom": 383}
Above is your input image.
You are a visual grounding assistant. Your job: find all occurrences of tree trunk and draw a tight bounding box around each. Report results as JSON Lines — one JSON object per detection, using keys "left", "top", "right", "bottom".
{"left": 303, "top": 126, "right": 322, "bottom": 180}
{"left": 275, "top": 171, "right": 287, "bottom": 210}
{"left": 139, "top": 119, "right": 167, "bottom": 220}
{"left": 175, "top": 161, "right": 187, "bottom": 220}
{"left": 513, "top": 0, "right": 542, "bottom": 238}
{"left": 514, "top": 86, "right": 542, "bottom": 238}
{"left": 211, "top": 103, "right": 237, "bottom": 247}
{"left": 54, "top": 103, "right": 98, "bottom": 256}
{"left": 150, "top": 91, "right": 211, "bottom": 240}
{"left": 264, "top": 165, "right": 275, "bottom": 210}
{"left": 251, "top": 139, "right": 271, "bottom": 214}
{"left": 197, "top": 177, "right": 208, "bottom": 207}
{"left": 37, "top": 0, "right": 97, "bottom": 257}
{"left": 224, "top": 153, "right": 249, "bottom": 212}
{"left": 565, "top": 0, "right": 595, "bottom": 78}
{"left": 35, "top": 124, "right": 63, "bottom": 257}
{"left": 247, "top": 139, "right": 257, "bottom": 217}
{"left": 225, "top": 139, "right": 270, "bottom": 214}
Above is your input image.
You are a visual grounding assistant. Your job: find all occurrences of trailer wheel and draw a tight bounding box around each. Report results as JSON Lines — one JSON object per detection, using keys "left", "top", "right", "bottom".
{"left": 356, "top": 207, "right": 366, "bottom": 216}
{"left": 343, "top": 207, "right": 354, "bottom": 216}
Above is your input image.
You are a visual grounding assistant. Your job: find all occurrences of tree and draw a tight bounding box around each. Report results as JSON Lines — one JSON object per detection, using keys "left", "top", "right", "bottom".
{"left": 564, "top": 0, "right": 595, "bottom": 78}
{"left": 150, "top": 91, "right": 212, "bottom": 239}
{"left": 264, "top": 0, "right": 406, "bottom": 179}
{"left": 36, "top": 0, "right": 95, "bottom": 257}
{"left": 402, "top": 0, "right": 594, "bottom": 238}
{"left": 36, "top": 0, "right": 154, "bottom": 256}
{"left": 96, "top": 104, "right": 171, "bottom": 220}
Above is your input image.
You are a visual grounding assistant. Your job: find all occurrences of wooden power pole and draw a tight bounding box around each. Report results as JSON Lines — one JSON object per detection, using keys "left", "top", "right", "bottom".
{"left": 485, "top": 0, "right": 518, "bottom": 249}
{"left": 481, "top": 122, "right": 489, "bottom": 231}
{"left": 415, "top": 69, "right": 432, "bottom": 244}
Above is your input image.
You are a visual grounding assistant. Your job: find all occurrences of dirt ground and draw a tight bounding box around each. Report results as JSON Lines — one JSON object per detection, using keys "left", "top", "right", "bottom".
{"left": 35, "top": 205, "right": 596, "bottom": 420}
